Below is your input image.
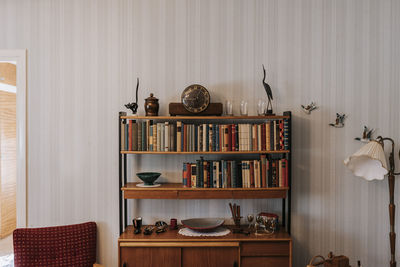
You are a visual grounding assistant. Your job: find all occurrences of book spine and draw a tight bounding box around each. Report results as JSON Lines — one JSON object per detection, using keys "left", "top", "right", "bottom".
{"left": 149, "top": 123, "right": 153, "bottom": 151}
{"left": 212, "top": 124, "right": 216, "bottom": 151}
{"left": 237, "top": 161, "right": 242, "bottom": 188}
{"left": 146, "top": 120, "right": 150, "bottom": 151}
{"left": 191, "top": 163, "right": 197, "bottom": 188}
{"left": 194, "top": 124, "right": 198, "bottom": 152}
{"left": 183, "top": 162, "right": 188, "bottom": 187}
{"left": 208, "top": 124, "right": 212, "bottom": 152}
{"left": 224, "top": 125, "right": 229, "bottom": 152}
{"left": 128, "top": 120, "right": 133, "bottom": 151}
{"left": 176, "top": 121, "right": 182, "bottom": 152}
{"left": 279, "top": 159, "right": 283, "bottom": 187}
{"left": 227, "top": 161, "right": 231, "bottom": 188}
{"left": 156, "top": 123, "right": 161, "bottom": 151}
{"left": 203, "top": 161, "right": 208, "bottom": 188}
{"left": 164, "top": 122, "right": 169, "bottom": 151}
{"left": 212, "top": 162, "right": 217, "bottom": 188}
{"left": 131, "top": 122, "right": 137, "bottom": 151}
{"left": 231, "top": 124, "right": 236, "bottom": 151}
{"left": 142, "top": 121, "right": 147, "bottom": 151}
{"left": 170, "top": 123, "right": 175, "bottom": 151}
{"left": 275, "top": 121, "right": 280, "bottom": 151}
{"left": 235, "top": 124, "right": 239, "bottom": 151}
{"left": 248, "top": 124, "right": 252, "bottom": 151}
{"left": 270, "top": 121, "right": 274, "bottom": 151}
{"left": 183, "top": 124, "right": 187, "bottom": 152}
{"left": 250, "top": 160, "right": 255, "bottom": 188}
{"left": 252, "top": 124, "right": 257, "bottom": 151}
{"left": 284, "top": 119, "right": 290, "bottom": 150}
{"left": 279, "top": 120, "right": 284, "bottom": 150}
{"left": 210, "top": 161, "right": 214, "bottom": 188}
{"left": 137, "top": 123, "right": 142, "bottom": 151}
{"left": 120, "top": 120, "right": 125, "bottom": 150}
{"left": 261, "top": 155, "right": 267, "bottom": 188}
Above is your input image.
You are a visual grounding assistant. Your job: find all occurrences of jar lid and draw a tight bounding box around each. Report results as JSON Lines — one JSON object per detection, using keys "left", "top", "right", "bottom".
{"left": 145, "top": 93, "right": 158, "bottom": 101}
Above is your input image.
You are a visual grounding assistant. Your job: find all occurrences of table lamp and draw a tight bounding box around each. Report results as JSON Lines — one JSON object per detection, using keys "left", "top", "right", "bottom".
{"left": 344, "top": 136, "right": 399, "bottom": 267}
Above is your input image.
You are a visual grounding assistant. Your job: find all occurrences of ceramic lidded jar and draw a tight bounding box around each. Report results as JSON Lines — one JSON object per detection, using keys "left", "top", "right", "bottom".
{"left": 144, "top": 93, "right": 159, "bottom": 116}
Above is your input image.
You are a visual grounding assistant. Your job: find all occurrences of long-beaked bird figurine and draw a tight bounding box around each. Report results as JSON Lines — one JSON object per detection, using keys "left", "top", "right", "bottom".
{"left": 262, "top": 64, "right": 274, "bottom": 115}
{"left": 125, "top": 78, "right": 139, "bottom": 114}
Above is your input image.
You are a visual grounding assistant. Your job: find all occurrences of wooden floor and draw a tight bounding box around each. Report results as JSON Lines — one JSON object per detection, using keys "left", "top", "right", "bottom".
{"left": 0, "top": 234, "right": 13, "bottom": 257}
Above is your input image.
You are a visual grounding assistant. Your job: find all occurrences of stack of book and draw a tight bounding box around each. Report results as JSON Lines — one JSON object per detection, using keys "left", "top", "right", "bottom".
{"left": 182, "top": 155, "right": 289, "bottom": 188}
{"left": 120, "top": 119, "right": 290, "bottom": 152}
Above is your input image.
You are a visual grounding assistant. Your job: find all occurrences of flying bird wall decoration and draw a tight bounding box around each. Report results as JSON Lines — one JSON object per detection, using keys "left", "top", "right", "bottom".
{"left": 329, "top": 113, "right": 346, "bottom": 128}
{"left": 355, "top": 126, "right": 375, "bottom": 142}
{"left": 301, "top": 102, "right": 318, "bottom": 114}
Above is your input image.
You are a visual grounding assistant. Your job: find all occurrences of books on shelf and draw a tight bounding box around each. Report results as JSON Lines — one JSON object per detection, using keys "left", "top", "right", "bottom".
{"left": 120, "top": 119, "right": 290, "bottom": 152}
{"left": 181, "top": 156, "right": 289, "bottom": 188}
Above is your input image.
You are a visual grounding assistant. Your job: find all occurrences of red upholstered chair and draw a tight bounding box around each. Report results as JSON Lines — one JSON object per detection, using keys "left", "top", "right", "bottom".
{"left": 13, "top": 222, "right": 100, "bottom": 267}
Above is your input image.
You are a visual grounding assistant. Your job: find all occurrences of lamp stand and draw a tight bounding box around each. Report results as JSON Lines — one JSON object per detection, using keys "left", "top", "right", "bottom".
{"left": 378, "top": 137, "right": 399, "bottom": 267}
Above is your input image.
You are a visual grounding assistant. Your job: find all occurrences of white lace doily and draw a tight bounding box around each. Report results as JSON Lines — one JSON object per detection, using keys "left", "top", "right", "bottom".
{"left": 178, "top": 227, "right": 230, "bottom": 237}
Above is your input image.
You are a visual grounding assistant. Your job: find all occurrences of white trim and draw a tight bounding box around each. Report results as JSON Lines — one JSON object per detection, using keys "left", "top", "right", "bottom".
{"left": 0, "top": 50, "right": 27, "bottom": 228}
{"left": 0, "top": 83, "right": 17, "bottom": 94}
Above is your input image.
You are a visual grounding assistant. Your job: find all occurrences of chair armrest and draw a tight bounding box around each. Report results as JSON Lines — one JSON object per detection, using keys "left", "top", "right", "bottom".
{"left": 93, "top": 264, "right": 104, "bottom": 267}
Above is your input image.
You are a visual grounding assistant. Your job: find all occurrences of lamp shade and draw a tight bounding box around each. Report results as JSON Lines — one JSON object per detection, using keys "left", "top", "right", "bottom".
{"left": 344, "top": 140, "right": 388, "bottom": 181}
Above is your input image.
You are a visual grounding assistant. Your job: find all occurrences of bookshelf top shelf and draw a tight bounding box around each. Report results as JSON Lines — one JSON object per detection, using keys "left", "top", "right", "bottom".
{"left": 120, "top": 150, "right": 290, "bottom": 155}
{"left": 120, "top": 115, "right": 290, "bottom": 120}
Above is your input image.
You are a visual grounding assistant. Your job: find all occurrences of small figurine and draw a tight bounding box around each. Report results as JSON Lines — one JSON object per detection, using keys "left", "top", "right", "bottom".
{"left": 355, "top": 126, "right": 374, "bottom": 142}
{"left": 262, "top": 65, "right": 274, "bottom": 115}
{"left": 329, "top": 113, "right": 346, "bottom": 128}
{"left": 125, "top": 78, "right": 139, "bottom": 114}
{"left": 301, "top": 102, "right": 318, "bottom": 114}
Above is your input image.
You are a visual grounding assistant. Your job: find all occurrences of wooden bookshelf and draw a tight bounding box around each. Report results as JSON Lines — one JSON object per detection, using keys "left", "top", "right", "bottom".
{"left": 121, "top": 150, "right": 290, "bottom": 154}
{"left": 120, "top": 115, "right": 290, "bottom": 120}
{"left": 122, "top": 182, "right": 288, "bottom": 199}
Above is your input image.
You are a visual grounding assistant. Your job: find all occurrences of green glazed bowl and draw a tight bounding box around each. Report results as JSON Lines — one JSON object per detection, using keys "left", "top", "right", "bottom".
{"left": 136, "top": 172, "right": 161, "bottom": 185}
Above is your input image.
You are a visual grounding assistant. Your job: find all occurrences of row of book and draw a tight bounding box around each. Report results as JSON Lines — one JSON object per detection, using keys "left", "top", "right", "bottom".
{"left": 120, "top": 120, "right": 290, "bottom": 152}
{"left": 182, "top": 155, "right": 289, "bottom": 188}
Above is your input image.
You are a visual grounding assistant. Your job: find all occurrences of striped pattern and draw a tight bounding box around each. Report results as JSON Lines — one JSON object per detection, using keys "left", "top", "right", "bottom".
{"left": 0, "top": 0, "right": 399, "bottom": 266}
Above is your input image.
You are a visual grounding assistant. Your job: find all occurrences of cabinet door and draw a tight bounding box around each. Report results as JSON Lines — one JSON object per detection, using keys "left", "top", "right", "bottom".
{"left": 182, "top": 247, "right": 239, "bottom": 267}
{"left": 120, "top": 247, "right": 181, "bottom": 267}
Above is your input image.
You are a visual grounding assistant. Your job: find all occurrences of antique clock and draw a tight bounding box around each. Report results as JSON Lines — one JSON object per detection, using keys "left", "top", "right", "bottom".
{"left": 181, "top": 84, "right": 210, "bottom": 113}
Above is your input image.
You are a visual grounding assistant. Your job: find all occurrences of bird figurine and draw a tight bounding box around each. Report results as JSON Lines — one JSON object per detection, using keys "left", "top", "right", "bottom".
{"left": 329, "top": 113, "right": 346, "bottom": 128}
{"left": 262, "top": 64, "right": 274, "bottom": 115}
{"left": 355, "top": 126, "right": 374, "bottom": 142}
{"left": 125, "top": 78, "right": 139, "bottom": 115}
{"left": 301, "top": 102, "right": 318, "bottom": 114}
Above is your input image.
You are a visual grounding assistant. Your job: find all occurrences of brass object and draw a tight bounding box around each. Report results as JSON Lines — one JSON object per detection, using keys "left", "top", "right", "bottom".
{"left": 144, "top": 93, "right": 159, "bottom": 116}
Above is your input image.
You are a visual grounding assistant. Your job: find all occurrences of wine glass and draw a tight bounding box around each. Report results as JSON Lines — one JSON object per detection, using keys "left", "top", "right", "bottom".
{"left": 240, "top": 100, "right": 248, "bottom": 116}
{"left": 247, "top": 214, "right": 254, "bottom": 230}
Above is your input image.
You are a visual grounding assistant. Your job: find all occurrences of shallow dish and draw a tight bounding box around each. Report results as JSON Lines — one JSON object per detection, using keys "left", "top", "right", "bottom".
{"left": 136, "top": 172, "right": 161, "bottom": 185}
{"left": 181, "top": 218, "right": 224, "bottom": 231}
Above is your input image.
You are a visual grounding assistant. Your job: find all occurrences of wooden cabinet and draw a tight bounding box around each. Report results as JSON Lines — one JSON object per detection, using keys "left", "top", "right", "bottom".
{"left": 119, "top": 226, "right": 291, "bottom": 267}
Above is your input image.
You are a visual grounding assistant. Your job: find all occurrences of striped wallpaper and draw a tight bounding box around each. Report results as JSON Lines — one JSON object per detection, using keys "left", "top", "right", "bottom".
{"left": 0, "top": 0, "right": 399, "bottom": 266}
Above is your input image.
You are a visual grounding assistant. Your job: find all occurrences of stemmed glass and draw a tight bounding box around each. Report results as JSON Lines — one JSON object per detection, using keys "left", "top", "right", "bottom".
{"left": 247, "top": 214, "right": 254, "bottom": 230}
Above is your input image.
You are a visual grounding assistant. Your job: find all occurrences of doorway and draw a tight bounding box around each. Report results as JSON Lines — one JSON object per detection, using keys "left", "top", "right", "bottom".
{"left": 0, "top": 50, "right": 26, "bottom": 266}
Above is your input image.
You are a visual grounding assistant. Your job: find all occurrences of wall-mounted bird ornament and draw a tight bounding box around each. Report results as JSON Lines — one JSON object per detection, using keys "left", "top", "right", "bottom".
{"left": 125, "top": 78, "right": 139, "bottom": 115}
{"left": 262, "top": 65, "right": 274, "bottom": 115}
{"left": 355, "top": 126, "right": 374, "bottom": 143}
{"left": 301, "top": 102, "right": 318, "bottom": 114}
{"left": 329, "top": 113, "right": 346, "bottom": 128}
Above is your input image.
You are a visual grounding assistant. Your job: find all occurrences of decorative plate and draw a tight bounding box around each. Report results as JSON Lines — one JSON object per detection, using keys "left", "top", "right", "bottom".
{"left": 181, "top": 218, "right": 224, "bottom": 231}
{"left": 136, "top": 183, "right": 161, "bottom": 188}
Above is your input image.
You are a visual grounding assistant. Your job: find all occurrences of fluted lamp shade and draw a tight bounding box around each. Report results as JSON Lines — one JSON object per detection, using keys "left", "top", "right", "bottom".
{"left": 344, "top": 140, "right": 388, "bottom": 181}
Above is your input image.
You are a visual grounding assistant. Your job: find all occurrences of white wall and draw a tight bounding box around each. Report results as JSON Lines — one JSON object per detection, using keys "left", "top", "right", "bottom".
{"left": 0, "top": 0, "right": 399, "bottom": 266}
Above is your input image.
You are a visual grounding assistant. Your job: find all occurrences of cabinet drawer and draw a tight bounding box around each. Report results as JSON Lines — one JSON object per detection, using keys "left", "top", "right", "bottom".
{"left": 241, "top": 256, "right": 289, "bottom": 267}
{"left": 241, "top": 242, "right": 290, "bottom": 256}
{"left": 120, "top": 247, "right": 181, "bottom": 267}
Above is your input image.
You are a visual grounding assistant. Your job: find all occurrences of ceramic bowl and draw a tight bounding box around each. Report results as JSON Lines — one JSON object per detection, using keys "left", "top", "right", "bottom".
{"left": 181, "top": 218, "right": 224, "bottom": 232}
{"left": 136, "top": 172, "right": 161, "bottom": 185}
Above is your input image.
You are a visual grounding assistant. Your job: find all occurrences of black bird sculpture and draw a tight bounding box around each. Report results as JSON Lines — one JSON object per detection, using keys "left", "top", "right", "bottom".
{"left": 125, "top": 78, "right": 139, "bottom": 114}
{"left": 262, "top": 65, "right": 273, "bottom": 114}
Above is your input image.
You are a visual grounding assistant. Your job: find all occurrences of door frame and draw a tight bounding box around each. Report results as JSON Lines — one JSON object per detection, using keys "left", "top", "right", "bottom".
{"left": 0, "top": 50, "right": 27, "bottom": 228}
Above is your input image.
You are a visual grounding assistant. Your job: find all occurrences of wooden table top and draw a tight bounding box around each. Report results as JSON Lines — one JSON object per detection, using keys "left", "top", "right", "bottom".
{"left": 119, "top": 225, "right": 291, "bottom": 242}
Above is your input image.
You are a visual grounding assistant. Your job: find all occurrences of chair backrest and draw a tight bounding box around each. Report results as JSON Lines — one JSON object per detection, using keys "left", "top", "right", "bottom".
{"left": 13, "top": 222, "right": 97, "bottom": 267}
